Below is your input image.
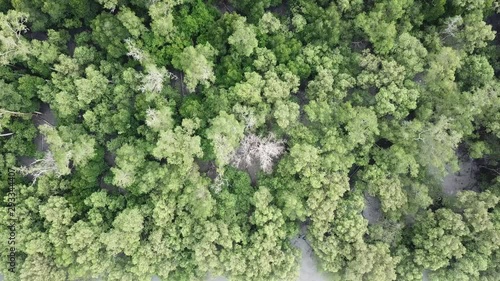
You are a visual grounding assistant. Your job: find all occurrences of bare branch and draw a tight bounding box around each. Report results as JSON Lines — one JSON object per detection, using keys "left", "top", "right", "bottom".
{"left": 230, "top": 134, "right": 285, "bottom": 174}
{"left": 139, "top": 66, "right": 167, "bottom": 93}
{"left": 16, "top": 151, "right": 63, "bottom": 185}
{"left": 440, "top": 16, "right": 463, "bottom": 40}
{"left": 124, "top": 38, "right": 146, "bottom": 62}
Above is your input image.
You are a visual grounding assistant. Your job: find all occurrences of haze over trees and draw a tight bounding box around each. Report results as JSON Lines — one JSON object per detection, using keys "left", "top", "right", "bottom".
{"left": 0, "top": 0, "right": 499, "bottom": 281}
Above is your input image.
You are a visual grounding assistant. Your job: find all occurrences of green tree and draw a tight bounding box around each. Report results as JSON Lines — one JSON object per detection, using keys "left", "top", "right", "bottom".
{"left": 412, "top": 209, "right": 469, "bottom": 270}
{"left": 117, "top": 6, "right": 146, "bottom": 38}
{"left": 273, "top": 100, "right": 300, "bottom": 129}
{"left": 35, "top": 124, "right": 96, "bottom": 176}
{"left": 415, "top": 116, "right": 462, "bottom": 175}
{"left": 172, "top": 43, "right": 218, "bottom": 92}
{"left": 91, "top": 13, "right": 130, "bottom": 58}
{"left": 393, "top": 32, "right": 428, "bottom": 76}
{"left": 206, "top": 111, "right": 245, "bottom": 170}
{"left": 0, "top": 10, "right": 30, "bottom": 65}
{"left": 228, "top": 15, "right": 258, "bottom": 57}
{"left": 100, "top": 208, "right": 144, "bottom": 256}
{"left": 359, "top": 165, "right": 407, "bottom": 215}
{"left": 152, "top": 118, "right": 203, "bottom": 172}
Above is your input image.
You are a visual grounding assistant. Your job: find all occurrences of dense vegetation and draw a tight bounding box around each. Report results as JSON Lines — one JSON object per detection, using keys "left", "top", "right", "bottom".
{"left": 1, "top": 0, "right": 499, "bottom": 280}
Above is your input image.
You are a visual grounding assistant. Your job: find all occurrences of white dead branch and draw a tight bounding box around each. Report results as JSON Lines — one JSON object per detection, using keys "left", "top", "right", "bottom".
{"left": 230, "top": 134, "right": 285, "bottom": 174}
{"left": 17, "top": 151, "right": 63, "bottom": 185}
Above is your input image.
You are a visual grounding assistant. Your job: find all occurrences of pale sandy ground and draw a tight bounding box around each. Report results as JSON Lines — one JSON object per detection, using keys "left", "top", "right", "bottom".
{"left": 292, "top": 237, "right": 331, "bottom": 281}
{"left": 423, "top": 269, "right": 430, "bottom": 281}
{"left": 441, "top": 157, "right": 478, "bottom": 196}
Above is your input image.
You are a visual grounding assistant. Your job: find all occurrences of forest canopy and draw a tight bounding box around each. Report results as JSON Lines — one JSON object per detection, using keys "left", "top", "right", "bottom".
{"left": 0, "top": 0, "right": 499, "bottom": 281}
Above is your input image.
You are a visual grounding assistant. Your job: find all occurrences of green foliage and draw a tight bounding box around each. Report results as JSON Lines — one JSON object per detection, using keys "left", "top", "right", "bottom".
{"left": 1, "top": 1, "right": 499, "bottom": 281}
{"left": 393, "top": 32, "right": 428, "bottom": 76}
{"left": 228, "top": 0, "right": 281, "bottom": 22}
{"left": 39, "top": 124, "right": 96, "bottom": 175}
{"left": 100, "top": 208, "right": 144, "bottom": 256}
{"left": 359, "top": 165, "right": 407, "bottom": 215}
{"left": 11, "top": 0, "right": 97, "bottom": 31}
{"left": 228, "top": 15, "right": 258, "bottom": 57}
{"left": 152, "top": 118, "right": 203, "bottom": 171}
{"left": 0, "top": 10, "right": 30, "bottom": 65}
{"left": 172, "top": 42, "right": 218, "bottom": 92}
{"left": 457, "top": 54, "right": 494, "bottom": 90}
{"left": 91, "top": 13, "right": 129, "bottom": 58}
{"left": 206, "top": 111, "right": 245, "bottom": 169}
{"left": 293, "top": 1, "right": 342, "bottom": 47}
{"left": 412, "top": 209, "right": 469, "bottom": 270}
{"left": 421, "top": 0, "right": 446, "bottom": 22}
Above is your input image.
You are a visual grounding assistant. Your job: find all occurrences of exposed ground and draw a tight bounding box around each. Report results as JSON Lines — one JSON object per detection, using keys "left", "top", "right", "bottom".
{"left": 362, "top": 194, "right": 383, "bottom": 224}
{"left": 196, "top": 159, "right": 218, "bottom": 180}
{"left": 441, "top": 155, "right": 479, "bottom": 196}
{"left": 33, "top": 102, "right": 57, "bottom": 149}
{"left": 422, "top": 270, "right": 430, "bottom": 281}
{"left": 291, "top": 224, "right": 332, "bottom": 281}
